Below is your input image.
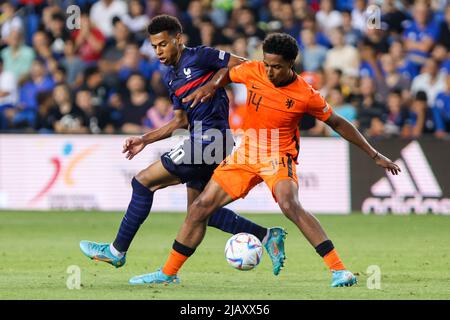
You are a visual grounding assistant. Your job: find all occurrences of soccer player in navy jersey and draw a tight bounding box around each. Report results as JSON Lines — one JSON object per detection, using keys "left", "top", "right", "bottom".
{"left": 79, "top": 15, "right": 287, "bottom": 281}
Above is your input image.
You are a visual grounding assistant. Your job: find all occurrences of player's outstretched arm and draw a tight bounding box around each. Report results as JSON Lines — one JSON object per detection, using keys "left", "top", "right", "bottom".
{"left": 325, "top": 112, "right": 401, "bottom": 175}
{"left": 182, "top": 54, "right": 247, "bottom": 108}
{"left": 122, "top": 110, "right": 188, "bottom": 160}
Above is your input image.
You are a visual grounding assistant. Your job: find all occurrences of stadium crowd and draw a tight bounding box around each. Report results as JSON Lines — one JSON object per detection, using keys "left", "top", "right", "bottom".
{"left": 0, "top": 0, "right": 449, "bottom": 139}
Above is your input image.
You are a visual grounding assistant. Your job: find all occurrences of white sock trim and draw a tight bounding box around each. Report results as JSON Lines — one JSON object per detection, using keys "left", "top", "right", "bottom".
{"left": 261, "top": 229, "right": 270, "bottom": 245}
{"left": 109, "top": 243, "right": 125, "bottom": 258}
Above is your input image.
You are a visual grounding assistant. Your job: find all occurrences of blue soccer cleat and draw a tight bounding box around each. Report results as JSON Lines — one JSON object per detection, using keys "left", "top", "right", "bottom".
{"left": 79, "top": 240, "right": 126, "bottom": 268}
{"left": 331, "top": 270, "right": 358, "bottom": 287}
{"left": 129, "top": 269, "right": 180, "bottom": 285}
{"left": 264, "top": 227, "right": 287, "bottom": 276}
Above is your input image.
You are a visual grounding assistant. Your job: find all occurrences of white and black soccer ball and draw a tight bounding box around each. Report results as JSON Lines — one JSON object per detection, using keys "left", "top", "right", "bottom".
{"left": 224, "top": 233, "right": 263, "bottom": 271}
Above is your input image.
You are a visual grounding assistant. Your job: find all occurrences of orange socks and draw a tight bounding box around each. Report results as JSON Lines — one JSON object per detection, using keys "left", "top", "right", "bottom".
{"left": 162, "top": 249, "right": 190, "bottom": 276}
{"left": 323, "top": 249, "right": 346, "bottom": 271}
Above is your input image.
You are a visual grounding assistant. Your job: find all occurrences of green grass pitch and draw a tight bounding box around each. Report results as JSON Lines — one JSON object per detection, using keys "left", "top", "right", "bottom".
{"left": 0, "top": 211, "right": 449, "bottom": 300}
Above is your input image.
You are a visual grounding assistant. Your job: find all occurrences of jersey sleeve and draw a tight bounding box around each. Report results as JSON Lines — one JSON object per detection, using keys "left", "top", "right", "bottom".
{"left": 229, "top": 61, "right": 255, "bottom": 84}
{"left": 170, "top": 92, "right": 183, "bottom": 110}
{"left": 306, "top": 87, "right": 333, "bottom": 121}
{"left": 196, "top": 46, "right": 230, "bottom": 70}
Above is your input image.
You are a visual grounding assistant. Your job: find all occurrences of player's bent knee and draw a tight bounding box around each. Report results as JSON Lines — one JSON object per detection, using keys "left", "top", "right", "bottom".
{"left": 188, "top": 196, "right": 216, "bottom": 222}
{"left": 278, "top": 198, "right": 303, "bottom": 221}
{"left": 134, "top": 170, "right": 152, "bottom": 188}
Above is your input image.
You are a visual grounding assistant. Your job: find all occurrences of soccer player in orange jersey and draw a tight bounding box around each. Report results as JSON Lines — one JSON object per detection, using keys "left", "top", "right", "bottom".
{"left": 129, "top": 33, "right": 401, "bottom": 287}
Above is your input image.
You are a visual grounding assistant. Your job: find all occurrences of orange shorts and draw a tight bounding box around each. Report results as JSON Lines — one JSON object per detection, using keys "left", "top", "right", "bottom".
{"left": 212, "top": 153, "right": 298, "bottom": 202}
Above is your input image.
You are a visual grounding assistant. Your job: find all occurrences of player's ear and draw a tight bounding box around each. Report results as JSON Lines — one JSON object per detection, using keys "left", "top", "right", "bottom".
{"left": 175, "top": 33, "right": 183, "bottom": 45}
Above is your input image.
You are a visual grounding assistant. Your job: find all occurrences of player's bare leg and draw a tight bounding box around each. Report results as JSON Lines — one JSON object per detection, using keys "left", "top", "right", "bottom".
{"left": 128, "top": 180, "right": 234, "bottom": 284}
{"left": 186, "top": 186, "right": 286, "bottom": 275}
{"left": 273, "top": 179, "right": 357, "bottom": 287}
{"left": 136, "top": 160, "right": 182, "bottom": 191}
{"left": 177, "top": 180, "right": 234, "bottom": 248}
{"left": 273, "top": 179, "right": 328, "bottom": 247}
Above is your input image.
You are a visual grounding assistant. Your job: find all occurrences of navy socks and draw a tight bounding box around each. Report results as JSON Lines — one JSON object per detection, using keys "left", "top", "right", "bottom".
{"left": 208, "top": 207, "right": 268, "bottom": 242}
{"left": 113, "top": 177, "right": 154, "bottom": 252}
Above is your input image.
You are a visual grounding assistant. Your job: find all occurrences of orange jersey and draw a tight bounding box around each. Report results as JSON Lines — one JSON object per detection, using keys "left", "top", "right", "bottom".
{"left": 229, "top": 61, "right": 333, "bottom": 161}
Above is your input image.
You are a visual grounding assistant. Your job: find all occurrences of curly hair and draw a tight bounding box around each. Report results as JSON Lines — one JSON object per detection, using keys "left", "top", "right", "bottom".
{"left": 147, "top": 15, "right": 183, "bottom": 36}
{"left": 262, "top": 33, "right": 299, "bottom": 62}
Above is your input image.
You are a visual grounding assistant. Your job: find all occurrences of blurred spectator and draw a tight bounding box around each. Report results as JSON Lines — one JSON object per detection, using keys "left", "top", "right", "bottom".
{"left": 279, "top": 2, "right": 301, "bottom": 39}
{"left": 363, "top": 26, "right": 390, "bottom": 55}
{"left": 117, "top": 42, "right": 160, "bottom": 83}
{"left": 316, "top": 0, "right": 343, "bottom": 36}
{"left": 0, "top": 2, "right": 23, "bottom": 47}
{"left": 0, "top": 57, "right": 18, "bottom": 108}
{"left": 379, "top": 53, "right": 411, "bottom": 101}
{"left": 60, "top": 39, "right": 85, "bottom": 87}
{"left": 1, "top": 30, "right": 35, "bottom": 80}
{"left": 179, "top": 0, "right": 202, "bottom": 46}
{"left": 292, "top": 0, "right": 313, "bottom": 21}
{"left": 144, "top": 96, "right": 174, "bottom": 130}
{"left": 18, "top": 59, "right": 55, "bottom": 111}
{"left": 0, "top": 0, "right": 447, "bottom": 139}
{"left": 432, "top": 73, "right": 450, "bottom": 138}
{"left": 46, "top": 12, "right": 71, "bottom": 60}
{"left": 72, "top": 12, "right": 106, "bottom": 63}
{"left": 402, "top": 90, "right": 436, "bottom": 138}
{"left": 351, "top": 0, "right": 368, "bottom": 33}
{"left": 50, "top": 63, "right": 67, "bottom": 85}
{"left": 199, "top": 17, "right": 232, "bottom": 47}
{"left": 403, "top": 1, "right": 439, "bottom": 67}
{"left": 320, "top": 68, "right": 343, "bottom": 99}
{"left": 122, "top": 0, "right": 150, "bottom": 41}
{"left": 32, "top": 90, "right": 58, "bottom": 133}
{"left": 317, "top": 86, "right": 357, "bottom": 137}
{"left": 300, "top": 28, "right": 327, "bottom": 72}
{"left": 341, "top": 9, "right": 362, "bottom": 47}
{"left": 83, "top": 65, "right": 111, "bottom": 109}
{"left": 437, "top": 4, "right": 450, "bottom": 52}
{"left": 100, "top": 16, "right": 134, "bottom": 74}
{"left": 384, "top": 89, "right": 410, "bottom": 137}
{"left": 32, "top": 30, "right": 53, "bottom": 62}
{"left": 89, "top": 0, "right": 128, "bottom": 38}
{"left": 76, "top": 88, "right": 115, "bottom": 134}
{"left": 389, "top": 40, "right": 420, "bottom": 80}
{"left": 52, "top": 83, "right": 87, "bottom": 134}
{"left": 232, "top": 35, "right": 249, "bottom": 59}
{"left": 301, "top": 14, "right": 332, "bottom": 48}
{"left": 121, "top": 72, "right": 153, "bottom": 134}
{"left": 145, "top": 0, "right": 178, "bottom": 19}
{"left": 355, "top": 77, "right": 387, "bottom": 138}
{"left": 381, "top": 0, "right": 409, "bottom": 36}
{"left": 235, "top": 6, "right": 266, "bottom": 41}
{"left": 324, "top": 28, "right": 360, "bottom": 76}
{"left": 411, "top": 58, "right": 446, "bottom": 107}
{"left": 359, "top": 39, "right": 384, "bottom": 84}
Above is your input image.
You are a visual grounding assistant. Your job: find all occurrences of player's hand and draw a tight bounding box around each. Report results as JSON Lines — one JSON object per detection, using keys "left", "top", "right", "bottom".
{"left": 182, "top": 82, "right": 216, "bottom": 109}
{"left": 122, "top": 136, "right": 145, "bottom": 160}
{"left": 373, "top": 152, "right": 401, "bottom": 175}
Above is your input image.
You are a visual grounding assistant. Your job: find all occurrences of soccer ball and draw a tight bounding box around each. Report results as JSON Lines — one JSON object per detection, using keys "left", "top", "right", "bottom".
{"left": 224, "top": 233, "right": 263, "bottom": 271}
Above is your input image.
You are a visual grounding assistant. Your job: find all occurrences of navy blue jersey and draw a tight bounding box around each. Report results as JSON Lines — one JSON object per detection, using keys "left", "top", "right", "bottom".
{"left": 162, "top": 46, "right": 231, "bottom": 141}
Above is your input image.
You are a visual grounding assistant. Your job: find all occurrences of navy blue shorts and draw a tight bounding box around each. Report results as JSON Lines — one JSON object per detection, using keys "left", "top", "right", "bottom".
{"left": 160, "top": 136, "right": 234, "bottom": 191}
